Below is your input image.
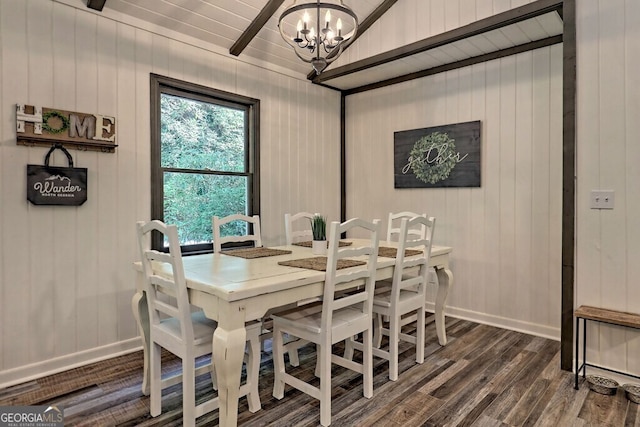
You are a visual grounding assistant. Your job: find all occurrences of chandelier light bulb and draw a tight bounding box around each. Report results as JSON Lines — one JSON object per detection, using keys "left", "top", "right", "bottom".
{"left": 294, "top": 19, "right": 303, "bottom": 42}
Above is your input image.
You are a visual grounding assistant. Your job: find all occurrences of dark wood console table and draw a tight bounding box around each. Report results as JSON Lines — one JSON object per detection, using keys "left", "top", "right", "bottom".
{"left": 575, "top": 305, "right": 640, "bottom": 389}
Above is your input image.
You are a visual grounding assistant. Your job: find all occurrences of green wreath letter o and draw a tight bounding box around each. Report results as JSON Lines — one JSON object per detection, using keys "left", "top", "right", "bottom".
{"left": 42, "top": 110, "right": 70, "bottom": 135}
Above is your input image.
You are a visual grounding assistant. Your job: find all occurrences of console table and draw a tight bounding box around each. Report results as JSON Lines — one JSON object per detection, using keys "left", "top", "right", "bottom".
{"left": 574, "top": 305, "right": 640, "bottom": 389}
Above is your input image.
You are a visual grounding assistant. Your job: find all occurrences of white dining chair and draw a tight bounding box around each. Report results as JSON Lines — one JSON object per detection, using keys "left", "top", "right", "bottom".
{"left": 271, "top": 218, "right": 381, "bottom": 427}
{"left": 284, "top": 211, "right": 317, "bottom": 245}
{"left": 212, "top": 213, "right": 262, "bottom": 252}
{"left": 275, "top": 212, "right": 321, "bottom": 365}
{"left": 384, "top": 211, "right": 439, "bottom": 337}
{"left": 346, "top": 216, "right": 435, "bottom": 380}
{"left": 136, "top": 220, "right": 262, "bottom": 427}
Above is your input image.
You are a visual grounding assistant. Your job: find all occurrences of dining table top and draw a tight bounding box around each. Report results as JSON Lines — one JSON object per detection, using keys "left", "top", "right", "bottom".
{"left": 142, "top": 240, "right": 452, "bottom": 302}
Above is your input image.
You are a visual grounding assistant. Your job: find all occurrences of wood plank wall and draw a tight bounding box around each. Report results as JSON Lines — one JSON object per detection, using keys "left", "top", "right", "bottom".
{"left": 345, "top": 46, "right": 563, "bottom": 338}
{"left": 575, "top": 0, "right": 640, "bottom": 381}
{"left": 344, "top": 0, "right": 640, "bottom": 382}
{"left": 344, "top": 0, "right": 562, "bottom": 338}
{"left": 0, "top": 0, "right": 340, "bottom": 386}
{"left": 2, "top": 0, "right": 639, "bottom": 388}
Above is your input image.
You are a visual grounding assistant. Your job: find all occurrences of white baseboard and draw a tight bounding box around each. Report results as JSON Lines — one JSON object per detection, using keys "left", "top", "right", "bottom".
{"left": 0, "top": 338, "right": 142, "bottom": 390}
{"left": 425, "top": 302, "right": 561, "bottom": 341}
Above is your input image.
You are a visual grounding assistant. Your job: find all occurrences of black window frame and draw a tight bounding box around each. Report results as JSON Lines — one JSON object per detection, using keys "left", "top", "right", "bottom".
{"left": 149, "top": 74, "right": 260, "bottom": 254}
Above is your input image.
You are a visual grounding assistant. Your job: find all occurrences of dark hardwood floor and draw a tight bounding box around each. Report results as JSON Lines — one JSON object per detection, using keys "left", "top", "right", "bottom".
{"left": 1, "top": 316, "right": 638, "bottom": 426}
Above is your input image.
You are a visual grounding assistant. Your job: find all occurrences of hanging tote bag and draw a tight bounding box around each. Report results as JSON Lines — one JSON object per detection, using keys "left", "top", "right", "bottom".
{"left": 27, "top": 144, "right": 88, "bottom": 206}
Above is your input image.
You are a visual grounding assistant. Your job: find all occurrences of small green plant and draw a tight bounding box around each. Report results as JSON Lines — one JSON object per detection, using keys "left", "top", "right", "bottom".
{"left": 310, "top": 215, "right": 327, "bottom": 241}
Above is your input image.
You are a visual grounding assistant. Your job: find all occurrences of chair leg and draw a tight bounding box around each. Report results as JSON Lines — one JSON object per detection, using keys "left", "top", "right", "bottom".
{"left": 182, "top": 356, "right": 196, "bottom": 427}
{"left": 210, "top": 362, "right": 217, "bottom": 391}
{"left": 288, "top": 351, "right": 300, "bottom": 367}
{"left": 343, "top": 335, "right": 355, "bottom": 361}
{"left": 388, "top": 315, "right": 400, "bottom": 381}
{"left": 362, "top": 327, "right": 373, "bottom": 399}
{"left": 314, "top": 345, "right": 321, "bottom": 378}
{"left": 416, "top": 306, "right": 425, "bottom": 364}
{"left": 319, "top": 343, "right": 332, "bottom": 427}
{"left": 272, "top": 327, "right": 286, "bottom": 399}
{"left": 373, "top": 313, "right": 383, "bottom": 348}
{"left": 150, "top": 342, "right": 162, "bottom": 417}
{"left": 288, "top": 338, "right": 301, "bottom": 367}
{"left": 246, "top": 333, "right": 262, "bottom": 413}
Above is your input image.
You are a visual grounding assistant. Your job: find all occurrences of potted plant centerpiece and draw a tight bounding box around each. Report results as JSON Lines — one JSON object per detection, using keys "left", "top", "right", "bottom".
{"left": 310, "top": 214, "right": 327, "bottom": 255}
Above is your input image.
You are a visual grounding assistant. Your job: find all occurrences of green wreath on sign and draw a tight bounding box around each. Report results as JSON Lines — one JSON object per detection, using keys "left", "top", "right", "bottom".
{"left": 42, "top": 110, "right": 70, "bottom": 134}
{"left": 409, "top": 132, "right": 457, "bottom": 184}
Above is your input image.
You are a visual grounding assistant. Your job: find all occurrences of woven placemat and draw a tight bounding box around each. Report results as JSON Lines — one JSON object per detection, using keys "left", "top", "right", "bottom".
{"left": 278, "top": 257, "right": 366, "bottom": 271}
{"left": 292, "top": 240, "right": 353, "bottom": 248}
{"left": 378, "top": 246, "right": 423, "bottom": 258}
{"left": 222, "top": 247, "right": 292, "bottom": 259}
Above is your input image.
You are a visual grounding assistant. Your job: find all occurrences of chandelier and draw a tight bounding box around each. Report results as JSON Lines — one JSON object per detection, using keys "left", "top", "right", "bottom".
{"left": 278, "top": 1, "right": 358, "bottom": 75}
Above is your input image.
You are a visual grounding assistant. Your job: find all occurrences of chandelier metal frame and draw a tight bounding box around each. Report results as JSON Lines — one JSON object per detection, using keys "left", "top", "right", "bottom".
{"left": 278, "top": 1, "right": 358, "bottom": 74}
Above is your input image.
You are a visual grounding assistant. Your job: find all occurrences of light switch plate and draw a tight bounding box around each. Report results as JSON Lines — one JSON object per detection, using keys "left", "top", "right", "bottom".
{"left": 590, "top": 190, "right": 615, "bottom": 209}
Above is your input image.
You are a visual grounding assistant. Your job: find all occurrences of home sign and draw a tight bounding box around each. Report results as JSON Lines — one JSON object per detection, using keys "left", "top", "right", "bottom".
{"left": 16, "top": 104, "right": 117, "bottom": 152}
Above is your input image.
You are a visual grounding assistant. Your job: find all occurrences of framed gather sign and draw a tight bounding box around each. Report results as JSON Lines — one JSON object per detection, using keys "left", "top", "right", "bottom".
{"left": 394, "top": 120, "right": 481, "bottom": 188}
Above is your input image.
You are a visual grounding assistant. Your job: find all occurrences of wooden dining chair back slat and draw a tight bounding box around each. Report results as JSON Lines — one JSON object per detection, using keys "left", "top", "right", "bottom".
{"left": 213, "top": 213, "right": 262, "bottom": 252}
{"left": 387, "top": 211, "right": 427, "bottom": 242}
{"left": 284, "top": 212, "right": 317, "bottom": 245}
{"left": 136, "top": 220, "right": 262, "bottom": 427}
{"left": 271, "top": 217, "right": 381, "bottom": 427}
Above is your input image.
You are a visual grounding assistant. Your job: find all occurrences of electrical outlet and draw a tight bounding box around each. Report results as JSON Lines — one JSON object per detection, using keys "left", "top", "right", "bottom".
{"left": 590, "top": 190, "right": 615, "bottom": 209}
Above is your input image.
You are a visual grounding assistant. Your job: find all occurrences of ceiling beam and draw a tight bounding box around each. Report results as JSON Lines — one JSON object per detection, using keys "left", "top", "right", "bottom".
{"left": 86, "top": 0, "right": 107, "bottom": 12}
{"left": 230, "top": 0, "right": 285, "bottom": 57}
{"left": 313, "top": 0, "right": 562, "bottom": 84}
{"left": 341, "top": 35, "right": 563, "bottom": 96}
{"left": 307, "top": 0, "right": 398, "bottom": 80}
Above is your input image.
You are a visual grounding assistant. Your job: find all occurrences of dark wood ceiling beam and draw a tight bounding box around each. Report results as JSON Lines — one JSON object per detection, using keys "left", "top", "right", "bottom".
{"left": 306, "top": 0, "right": 398, "bottom": 80}
{"left": 87, "top": 0, "right": 107, "bottom": 11}
{"left": 230, "top": 0, "right": 285, "bottom": 56}
{"left": 342, "top": 35, "right": 563, "bottom": 96}
{"left": 313, "top": 0, "right": 563, "bottom": 83}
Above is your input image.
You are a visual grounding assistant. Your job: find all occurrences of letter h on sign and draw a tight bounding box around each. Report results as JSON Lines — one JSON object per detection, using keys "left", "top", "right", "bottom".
{"left": 16, "top": 104, "right": 43, "bottom": 134}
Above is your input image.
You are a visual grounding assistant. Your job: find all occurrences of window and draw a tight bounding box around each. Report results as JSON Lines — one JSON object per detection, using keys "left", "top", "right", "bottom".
{"left": 150, "top": 74, "right": 260, "bottom": 254}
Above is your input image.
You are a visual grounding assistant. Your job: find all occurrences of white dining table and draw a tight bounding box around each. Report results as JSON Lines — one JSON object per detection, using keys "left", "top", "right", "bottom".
{"left": 132, "top": 239, "right": 453, "bottom": 427}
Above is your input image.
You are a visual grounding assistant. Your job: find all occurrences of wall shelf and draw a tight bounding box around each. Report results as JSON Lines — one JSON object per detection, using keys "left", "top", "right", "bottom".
{"left": 17, "top": 136, "right": 117, "bottom": 153}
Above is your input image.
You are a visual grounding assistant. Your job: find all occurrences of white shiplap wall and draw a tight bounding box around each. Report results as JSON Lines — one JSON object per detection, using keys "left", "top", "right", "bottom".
{"left": 346, "top": 46, "right": 563, "bottom": 338}
{"left": 345, "top": 0, "right": 640, "bottom": 381}
{"left": 344, "top": 0, "right": 563, "bottom": 338}
{"left": 575, "top": 0, "right": 640, "bottom": 382}
{"left": 3, "top": 0, "right": 640, "bottom": 387}
{"left": 0, "top": 0, "right": 340, "bottom": 386}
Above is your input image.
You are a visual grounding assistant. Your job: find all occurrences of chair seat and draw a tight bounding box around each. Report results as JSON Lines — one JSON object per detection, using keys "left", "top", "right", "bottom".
{"left": 158, "top": 311, "right": 218, "bottom": 346}
{"left": 372, "top": 289, "right": 422, "bottom": 309}
{"left": 273, "top": 305, "right": 367, "bottom": 336}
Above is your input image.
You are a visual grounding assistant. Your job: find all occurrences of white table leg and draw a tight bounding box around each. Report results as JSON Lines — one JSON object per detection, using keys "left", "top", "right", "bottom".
{"left": 434, "top": 267, "right": 452, "bottom": 346}
{"left": 131, "top": 290, "right": 150, "bottom": 395}
{"left": 213, "top": 324, "right": 246, "bottom": 427}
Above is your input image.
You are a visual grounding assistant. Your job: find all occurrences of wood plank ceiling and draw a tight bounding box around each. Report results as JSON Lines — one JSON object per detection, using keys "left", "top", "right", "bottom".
{"left": 94, "top": 0, "right": 563, "bottom": 93}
